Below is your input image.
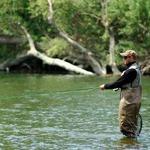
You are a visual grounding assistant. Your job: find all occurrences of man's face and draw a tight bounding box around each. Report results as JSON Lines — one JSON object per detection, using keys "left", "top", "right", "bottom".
{"left": 123, "top": 55, "right": 134, "bottom": 65}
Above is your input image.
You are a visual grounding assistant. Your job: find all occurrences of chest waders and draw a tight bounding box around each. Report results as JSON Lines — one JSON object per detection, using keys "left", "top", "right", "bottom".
{"left": 119, "top": 63, "right": 142, "bottom": 137}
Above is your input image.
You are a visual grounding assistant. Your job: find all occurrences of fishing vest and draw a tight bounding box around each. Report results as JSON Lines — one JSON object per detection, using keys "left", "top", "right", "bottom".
{"left": 120, "top": 63, "right": 142, "bottom": 104}
{"left": 121, "top": 63, "right": 141, "bottom": 89}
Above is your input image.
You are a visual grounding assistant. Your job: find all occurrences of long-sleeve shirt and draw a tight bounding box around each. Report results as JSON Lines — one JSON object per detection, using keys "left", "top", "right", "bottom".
{"left": 104, "top": 62, "right": 137, "bottom": 89}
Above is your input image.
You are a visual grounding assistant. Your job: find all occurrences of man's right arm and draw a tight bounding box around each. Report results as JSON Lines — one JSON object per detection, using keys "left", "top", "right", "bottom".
{"left": 104, "top": 69, "right": 137, "bottom": 89}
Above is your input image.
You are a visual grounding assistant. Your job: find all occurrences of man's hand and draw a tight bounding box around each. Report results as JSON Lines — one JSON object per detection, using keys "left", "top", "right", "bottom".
{"left": 99, "top": 84, "right": 105, "bottom": 90}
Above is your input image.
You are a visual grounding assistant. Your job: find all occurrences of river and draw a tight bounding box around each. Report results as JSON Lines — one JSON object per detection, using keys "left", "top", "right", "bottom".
{"left": 0, "top": 74, "right": 149, "bottom": 149}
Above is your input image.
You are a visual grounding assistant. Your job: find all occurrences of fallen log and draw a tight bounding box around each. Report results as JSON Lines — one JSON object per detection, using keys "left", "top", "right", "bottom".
{"left": 0, "top": 35, "right": 23, "bottom": 44}
{"left": 0, "top": 52, "right": 94, "bottom": 75}
{"left": 0, "top": 24, "right": 95, "bottom": 75}
{"left": 1, "top": 25, "right": 94, "bottom": 75}
{"left": 28, "top": 51, "right": 94, "bottom": 75}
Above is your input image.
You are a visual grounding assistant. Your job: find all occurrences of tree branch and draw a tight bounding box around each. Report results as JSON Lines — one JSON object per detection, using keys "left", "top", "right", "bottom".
{"left": 47, "top": 0, "right": 53, "bottom": 24}
{"left": 46, "top": 0, "right": 106, "bottom": 75}
{"left": 20, "top": 25, "right": 37, "bottom": 53}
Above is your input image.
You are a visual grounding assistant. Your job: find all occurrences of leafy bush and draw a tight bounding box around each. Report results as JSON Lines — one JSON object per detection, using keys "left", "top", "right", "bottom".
{"left": 40, "top": 37, "right": 70, "bottom": 57}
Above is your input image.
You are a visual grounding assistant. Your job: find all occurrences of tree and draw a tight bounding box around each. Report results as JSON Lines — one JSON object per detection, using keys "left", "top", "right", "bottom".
{"left": 0, "top": 0, "right": 150, "bottom": 74}
{"left": 0, "top": 0, "right": 94, "bottom": 75}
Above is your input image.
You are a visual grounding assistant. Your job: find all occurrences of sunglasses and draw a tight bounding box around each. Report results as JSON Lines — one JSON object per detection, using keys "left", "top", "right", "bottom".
{"left": 123, "top": 56, "right": 128, "bottom": 59}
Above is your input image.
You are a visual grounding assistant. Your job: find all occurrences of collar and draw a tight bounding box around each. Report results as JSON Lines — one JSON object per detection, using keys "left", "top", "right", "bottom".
{"left": 126, "top": 61, "right": 136, "bottom": 68}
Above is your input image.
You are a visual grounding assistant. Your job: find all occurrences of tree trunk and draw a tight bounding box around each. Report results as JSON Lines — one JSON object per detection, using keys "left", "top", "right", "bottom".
{"left": 101, "top": 0, "right": 120, "bottom": 75}
{"left": 59, "top": 31, "right": 105, "bottom": 75}
{"left": 142, "top": 65, "right": 150, "bottom": 75}
{"left": 47, "top": 0, "right": 106, "bottom": 75}
{"left": 108, "top": 27, "right": 120, "bottom": 74}
{"left": 0, "top": 54, "right": 32, "bottom": 71}
{"left": 141, "top": 57, "right": 150, "bottom": 75}
{"left": 0, "top": 35, "right": 22, "bottom": 44}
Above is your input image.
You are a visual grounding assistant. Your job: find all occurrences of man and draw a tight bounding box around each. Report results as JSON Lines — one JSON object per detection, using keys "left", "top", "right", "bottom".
{"left": 100, "top": 50, "right": 142, "bottom": 138}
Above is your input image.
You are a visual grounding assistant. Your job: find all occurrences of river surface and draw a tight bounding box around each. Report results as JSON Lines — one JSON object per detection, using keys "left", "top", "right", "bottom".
{"left": 0, "top": 74, "right": 149, "bottom": 150}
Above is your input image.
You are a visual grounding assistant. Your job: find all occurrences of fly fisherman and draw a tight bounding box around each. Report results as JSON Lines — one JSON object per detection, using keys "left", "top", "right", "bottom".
{"left": 100, "top": 50, "right": 142, "bottom": 138}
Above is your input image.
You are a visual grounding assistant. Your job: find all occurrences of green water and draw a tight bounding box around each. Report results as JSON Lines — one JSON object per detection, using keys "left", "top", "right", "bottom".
{"left": 0, "top": 74, "right": 149, "bottom": 150}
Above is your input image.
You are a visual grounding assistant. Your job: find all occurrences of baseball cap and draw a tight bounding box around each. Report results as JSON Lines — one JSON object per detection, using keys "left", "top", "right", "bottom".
{"left": 120, "top": 50, "right": 137, "bottom": 57}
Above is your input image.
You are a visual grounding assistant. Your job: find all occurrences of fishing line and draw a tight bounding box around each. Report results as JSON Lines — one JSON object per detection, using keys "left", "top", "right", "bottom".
{"left": 54, "top": 87, "right": 98, "bottom": 94}
{"left": 0, "top": 87, "right": 98, "bottom": 100}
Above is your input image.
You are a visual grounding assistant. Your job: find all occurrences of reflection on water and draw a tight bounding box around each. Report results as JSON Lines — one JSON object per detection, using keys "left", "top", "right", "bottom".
{"left": 117, "top": 137, "right": 142, "bottom": 149}
{"left": 0, "top": 74, "right": 149, "bottom": 149}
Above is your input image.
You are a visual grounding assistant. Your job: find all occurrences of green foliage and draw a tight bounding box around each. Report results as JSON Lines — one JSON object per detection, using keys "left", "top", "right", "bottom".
{"left": 0, "top": 0, "right": 28, "bottom": 34}
{"left": 0, "top": 45, "right": 19, "bottom": 61}
{"left": 28, "top": 0, "right": 48, "bottom": 20}
{"left": 53, "top": 0, "right": 105, "bottom": 53}
{"left": 0, "top": 0, "right": 150, "bottom": 63}
{"left": 40, "top": 37, "right": 70, "bottom": 57}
